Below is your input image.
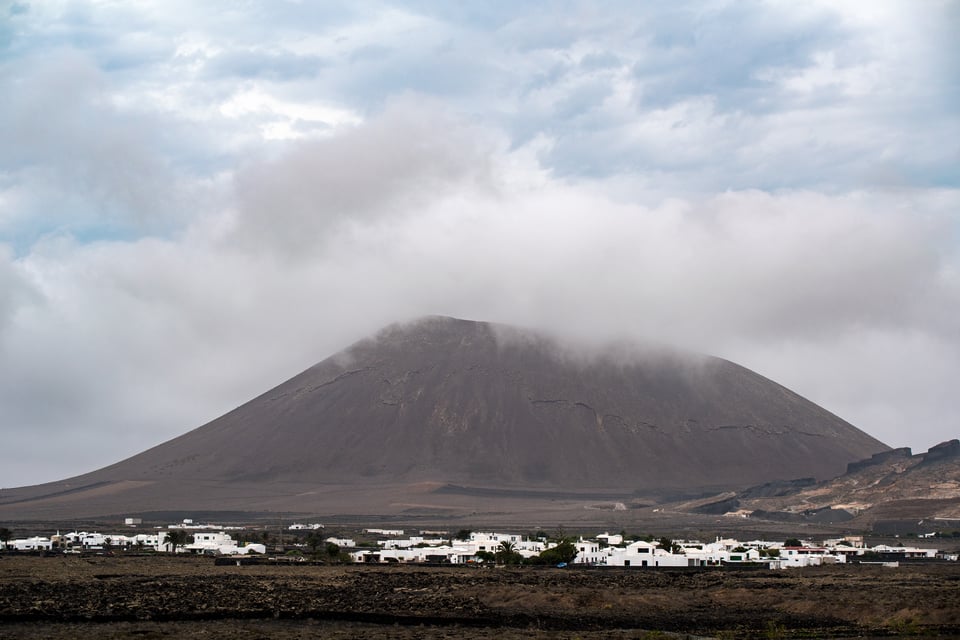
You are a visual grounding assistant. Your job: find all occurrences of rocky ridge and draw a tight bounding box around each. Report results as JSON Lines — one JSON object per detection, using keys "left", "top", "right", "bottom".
{"left": 687, "top": 439, "right": 960, "bottom": 526}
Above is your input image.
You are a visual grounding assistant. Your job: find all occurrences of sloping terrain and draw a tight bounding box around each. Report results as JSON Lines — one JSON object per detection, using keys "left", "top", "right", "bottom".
{"left": 0, "top": 316, "right": 888, "bottom": 520}
{"left": 690, "top": 440, "right": 960, "bottom": 526}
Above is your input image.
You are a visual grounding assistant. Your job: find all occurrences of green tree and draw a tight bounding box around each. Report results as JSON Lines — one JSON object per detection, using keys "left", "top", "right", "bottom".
{"left": 306, "top": 531, "right": 323, "bottom": 554}
{"left": 539, "top": 540, "right": 577, "bottom": 565}
{"left": 475, "top": 550, "right": 495, "bottom": 564}
{"left": 659, "top": 536, "right": 682, "bottom": 554}
{"left": 454, "top": 529, "right": 472, "bottom": 541}
{"left": 0, "top": 527, "right": 12, "bottom": 549}
{"left": 784, "top": 538, "right": 802, "bottom": 547}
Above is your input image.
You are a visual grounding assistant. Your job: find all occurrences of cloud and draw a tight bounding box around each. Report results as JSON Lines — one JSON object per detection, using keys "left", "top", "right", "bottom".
{"left": 0, "top": 244, "right": 29, "bottom": 334}
{"left": 202, "top": 48, "right": 327, "bottom": 81}
{"left": 0, "top": 49, "right": 192, "bottom": 246}
{"left": 0, "top": 2, "right": 956, "bottom": 487}
{"left": 226, "top": 98, "right": 500, "bottom": 256}
{"left": 3, "top": 103, "right": 957, "bottom": 487}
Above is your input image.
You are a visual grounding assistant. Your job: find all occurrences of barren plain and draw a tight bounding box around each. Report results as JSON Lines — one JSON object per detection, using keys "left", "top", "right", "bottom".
{"left": 1, "top": 554, "right": 958, "bottom": 639}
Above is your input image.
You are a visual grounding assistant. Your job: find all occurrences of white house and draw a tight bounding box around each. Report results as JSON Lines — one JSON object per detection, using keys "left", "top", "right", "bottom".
{"left": 776, "top": 546, "right": 846, "bottom": 568}
{"left": 7, "top": 536, "right": 53, "bottom": 551}
{"left": 468, "top": 532, "right": 545, "bottom": 558}
{"left": 378, "top": 536, "right": 447, "bottom": 550}
{"left": 183, "top": 531, "right": 265, "bottom": 555}
{"left": 364, "top": 528, "right": 404, "bottom": 536}
{"left": 131, "top": 532, "right": 166, "bottom": 551}
{"left": 596, "top": 532, "right": 624, "bottom": 546}
{"left": 325, "top": 537, "right": 356, "bottom": 548}
{"left": 469, "top": 531, "right": 521, "bottom": 550}
{"left": 620, "top": 541, "right": 691, "bottom": 567}
{"left": 869, "top": 544, "right": 937, "bottom": 559}
{"left": 573, "top": 539, "right": 605, "bottom": 565}
{"left": 354, "top": 543, "right": 476, "bottom": 564}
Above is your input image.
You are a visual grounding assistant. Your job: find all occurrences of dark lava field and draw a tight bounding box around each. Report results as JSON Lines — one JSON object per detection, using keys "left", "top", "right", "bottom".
{"left": 1, "top": 555, "right": 959, "bottom": 638}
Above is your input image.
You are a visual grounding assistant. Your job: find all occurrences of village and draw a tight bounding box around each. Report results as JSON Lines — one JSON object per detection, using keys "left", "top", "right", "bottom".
{"left": 2, "top": 521, "right": 956, "bottom": 569}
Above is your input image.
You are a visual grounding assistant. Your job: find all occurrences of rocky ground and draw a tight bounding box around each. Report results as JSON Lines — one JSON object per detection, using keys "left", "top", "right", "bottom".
{"left": 0, "top": 555, "right": 958, "bottom": 639}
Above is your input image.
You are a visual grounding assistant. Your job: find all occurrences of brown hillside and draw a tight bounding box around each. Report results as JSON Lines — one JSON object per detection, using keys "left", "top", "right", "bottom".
{"left": 730, "top": 439, "right": 960, "bottom": 524}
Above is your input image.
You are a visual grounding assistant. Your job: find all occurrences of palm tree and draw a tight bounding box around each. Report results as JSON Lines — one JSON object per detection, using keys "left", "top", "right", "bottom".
{"left": 0, "top": 527, "right": 12, "bottom": 550}
{"left": 496, "top": 540, "right": 522, "bottom": 565}
{"left": 166, "top": 529, "right": 189, "bottom": 553}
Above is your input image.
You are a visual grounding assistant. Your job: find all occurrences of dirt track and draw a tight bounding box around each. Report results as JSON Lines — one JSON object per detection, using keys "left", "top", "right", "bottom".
{"left": 0, "top": 555, "right": 958, "bottom": 638}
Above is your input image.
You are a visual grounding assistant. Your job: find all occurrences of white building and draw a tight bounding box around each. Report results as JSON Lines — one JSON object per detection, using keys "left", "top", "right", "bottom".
{"left": 596, "top": 532, "right": 624, "bottom": 546}
{"left": 869, "top": 544, "right": 938, "bottom": 559}
{"left": 326, "top": 537, "right": 356, "bottom": 548}
{"left": 378, "top": 536, "right": 447, "bottom": 550}
{"left": 573, "top": 539, "right": 605, "bottom": 565}
{"left": 183, "top": 531, "right": 265, "bottom": 555}
{"left": 352, "top": 532, "right": 547, "bottom": 564}
{"left": 353, "top": 546, "right": 462, "bottom": 563}
{"left": 364, "top": 528, "right": 404, "bottom": 536}
{"left": 7, "top": 536, "right": 53, "bottom": 551}
{"left": 776, "top": 546, "right": 846, "bottom": 568}
{"left": 468, "top": 532, "right": 545, "bottom": 558}
{"left": 604, "top": 541, "right": 692, "bottom": 567}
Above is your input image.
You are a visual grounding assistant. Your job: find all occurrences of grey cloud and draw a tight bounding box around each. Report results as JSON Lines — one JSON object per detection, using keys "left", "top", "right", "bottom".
{"left": 228, "top": 99, "right": 498, "bottom": 256}
{"left": 578, "top": 51, "right": 622, "bottom": 71}
{"left": 0, "top": 246, "right": 30, "bottom": 336}
{"left": 203, "top": 48, "right": 327, "bottom": 81}
{"left": 630, "top": 3, "right": 840, "bottom": 111}
{"left": 0, "top": 50, "right": 185, "bottom": 240}
{"left": 348, "top": 44, "right": 393, "bottom": 64}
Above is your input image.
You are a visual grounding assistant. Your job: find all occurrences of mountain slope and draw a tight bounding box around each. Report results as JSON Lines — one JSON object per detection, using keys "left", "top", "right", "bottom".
{"left": 0, "top": 316, "right": 888, "bottom": 519}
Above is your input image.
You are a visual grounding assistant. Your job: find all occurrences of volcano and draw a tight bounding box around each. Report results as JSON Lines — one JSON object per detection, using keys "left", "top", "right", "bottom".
{"left": 0, "top": 316, "right": 888, "bottom": 520}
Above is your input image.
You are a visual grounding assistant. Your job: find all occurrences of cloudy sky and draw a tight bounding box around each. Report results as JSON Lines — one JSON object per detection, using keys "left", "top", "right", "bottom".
{"left": 1, "top": 0, "right": 958, "bottom": 487}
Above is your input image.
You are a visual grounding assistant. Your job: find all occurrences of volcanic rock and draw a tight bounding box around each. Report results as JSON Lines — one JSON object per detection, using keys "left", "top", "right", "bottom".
{"left": 726, "top": 440, "right": 960, "bottom": 526}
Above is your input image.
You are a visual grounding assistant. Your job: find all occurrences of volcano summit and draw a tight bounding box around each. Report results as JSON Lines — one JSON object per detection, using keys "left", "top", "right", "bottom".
{"left": 0, "top": 317, "right": 887, "bottom": 520}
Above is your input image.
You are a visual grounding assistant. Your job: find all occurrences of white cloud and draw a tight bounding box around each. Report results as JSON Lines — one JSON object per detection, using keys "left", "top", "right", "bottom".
{"left": 219, "top": 86, "right": 362, "bottom": 140}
